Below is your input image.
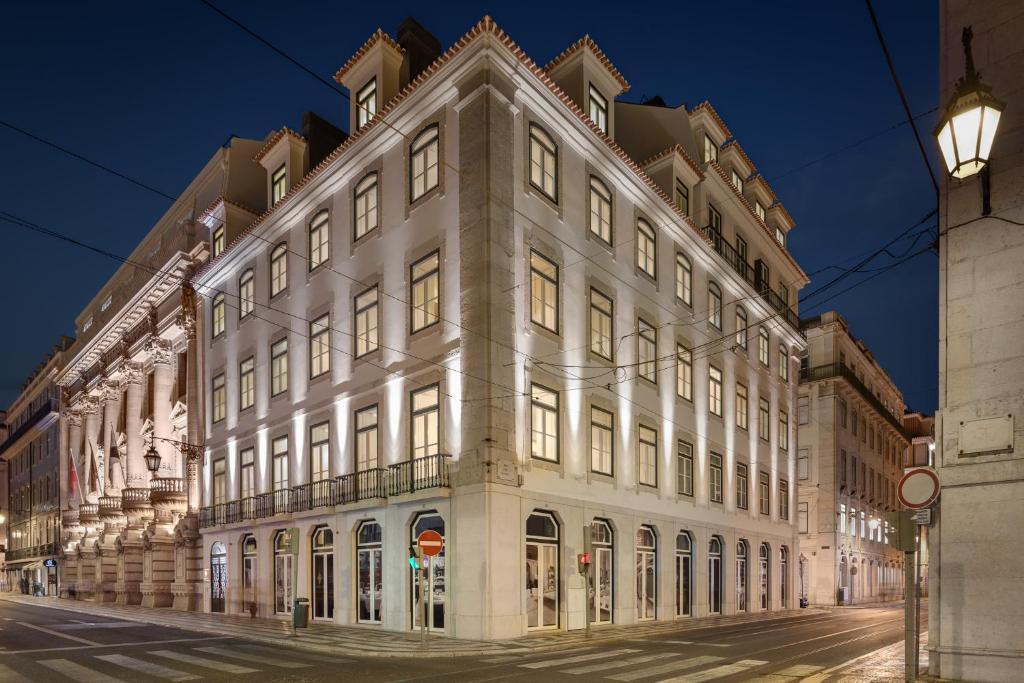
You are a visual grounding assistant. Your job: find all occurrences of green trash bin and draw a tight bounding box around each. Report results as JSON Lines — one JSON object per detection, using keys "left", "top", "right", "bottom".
{"left": 293, "top": 598, "right": 309, "bottom": 629}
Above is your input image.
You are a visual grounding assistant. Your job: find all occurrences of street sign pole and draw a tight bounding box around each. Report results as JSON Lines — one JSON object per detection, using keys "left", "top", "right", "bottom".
{"left": 583, "top": 525, "right": 592, "bottom": 638}
{"left": 421, "top": 559, "right": 428, "bottom": 647}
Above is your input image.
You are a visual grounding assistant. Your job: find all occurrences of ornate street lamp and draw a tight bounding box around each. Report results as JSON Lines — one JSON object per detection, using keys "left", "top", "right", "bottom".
{"left": 934, "top": 27, "right": 1005, "bottom": 183}
{"left": 144, "top": 436, "right": 161, "bottom": 474}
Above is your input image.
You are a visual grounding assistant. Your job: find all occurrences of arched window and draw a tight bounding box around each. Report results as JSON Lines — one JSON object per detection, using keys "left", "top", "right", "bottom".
{"left": 410, "top": 125, "right": 439, "bottom": 202}
{"left": 636, "top": 526, "right": 657, "bottom": 620}
{"left": 708, "top": 282, "right": 722, "bottom": 328}
{"left": 311, "top": 526, "right": 334, "bottom": 620}
{"left": 210, "top": 541, "right": 226, "bottom": 613}
{"left": 357, "top": 521, "right": 383, "bottom": 623}
{"left": 270, "top": 243, "right": 288, "bottom": 297}
{"left": 529, "top": 124, "right": 558, "bottom": 201}
{"left": 589, "top": 176, "right": 612, "bottom": 244}
{"left": 735, "top": 306, "right": 748, "bottom": 348}
{"left": 526, "top": 511, "right": 559, "bottom": 630}
{"left": 308, "top": 210, "right": 329, "bottom": 270}
{"left": 675, "top": 532, "right": 692, "bottom": 617}
{"left": 759, "top": 542, "right": 771, "bottom": 610}
{"left": 274, "top": 530, "right": 294, "bottom": 614}
{"left": 412, "top": 512, "right": 446, "bottom": 631}
{"left": 241, "top": 535, "right": 257, "bottom": 615}
{"left": 212, "top": 293, "right": 225, "bottom": 337}
{"left": 780, "top": 546, "right": 789, "bottom": 608}
{"left": 590, "top": 520, "right": 613, "bottom": 625}
{"left": 736, "top": 540, "right": 749, "bottom": 612}
{"left": 708, "top": 536, "right": 723, "bottom": 614}
{"left": 354, "top": 172, "right": 379, "bottom": 239}
{"left": 636, "top": 218, "right": 656, "bottom": 278}
{"left": 238, "top": 269, "right": 254, "bottom": 318}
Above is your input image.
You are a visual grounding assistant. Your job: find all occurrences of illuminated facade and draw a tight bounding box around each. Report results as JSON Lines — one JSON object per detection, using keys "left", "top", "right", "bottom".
{"left": 195, "top": 17, "right": 807, "bottom": 639}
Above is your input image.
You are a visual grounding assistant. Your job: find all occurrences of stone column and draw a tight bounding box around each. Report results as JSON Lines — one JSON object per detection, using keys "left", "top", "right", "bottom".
{"left": 122, "top": 363, "right": 146, "bottom": 488}
{"left": 67, "top": 411, "right": 83, "bottom": 508}
{"left": 82, "top": 397, "right": 102, "bottom": 503}
{"left": 184, "top": 312, "right": 200, "bottom": 512}
{"left": 101, "top": 381, "right": 123, "bottom": 495}
{"left": 150, "top": 340, "right": 177, "bottom": 478}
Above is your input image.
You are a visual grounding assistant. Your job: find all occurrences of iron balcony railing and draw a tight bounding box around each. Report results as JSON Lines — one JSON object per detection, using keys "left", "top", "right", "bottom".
{"left": 198, "top": 455, "right": 453, "bottom": 529}
{"left": 800, "top": 363, "right": 910, "bottom": 439}
{"left": 5, "top": 542, "right": 59, "bottom": 562}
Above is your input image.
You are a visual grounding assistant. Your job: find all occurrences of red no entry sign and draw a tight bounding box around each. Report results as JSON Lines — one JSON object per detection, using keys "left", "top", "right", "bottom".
{"left": 417, "top": 529, "right": 444, "bottom": 557}
{"left": 898, "top": 467, "right": 941, "bottom": 510}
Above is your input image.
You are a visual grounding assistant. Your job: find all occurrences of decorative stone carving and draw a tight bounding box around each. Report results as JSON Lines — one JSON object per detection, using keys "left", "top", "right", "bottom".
{"left": 121, "top": 362, "right": 144, "bottom": 386}
{"left": 147, "top": 339, "right": 173, "bottom": 367}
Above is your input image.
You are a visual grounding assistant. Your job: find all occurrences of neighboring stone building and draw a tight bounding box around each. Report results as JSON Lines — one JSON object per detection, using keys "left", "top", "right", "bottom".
{"left": 56, "top": 136, "right": 267, "bottom": 608}
{"left": 902, "top": 411, "right": 934, "bottom": 597}
{"left": 796, "top": 312, "right": 909, "bottom": 606}
{"left": 0, "top": 338, "right": 72, "bottom": 595}
{"left": 195, "top": 17, "right": 807, "bottom": 639}
{"left": 933, "top": 1, "right": 1024, "bottom": 679}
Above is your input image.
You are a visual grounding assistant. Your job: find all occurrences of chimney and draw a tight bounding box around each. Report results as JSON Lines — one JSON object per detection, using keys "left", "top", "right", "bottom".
{"left": 302, "top": 111, "right": 347, "bottom": 168}
{"left": 397, "top": 17, "right": 441, "bottom": 86}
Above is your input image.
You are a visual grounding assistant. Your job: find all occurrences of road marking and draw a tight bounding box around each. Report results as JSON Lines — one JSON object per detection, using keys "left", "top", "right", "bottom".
{"left": 56, "top": 622, "right": 142, "bottom": 631}
{"left": 774, "top": 664, "right": 824, "bottom": 676}
{"left": 608, "top": 656, "right": 725, "bottom": 681}
{"left": 38, "top": 659, "right": 125, "bottom": 683}
{"left": 520, "top": 648, "right": 640, "bottom": 669}
{"left": 0, "top": 635, "right": 232, "bottom": 656}
{"left": 0, "top": 663, "right": 31, "bottom": 682}
{"left": 662, "top": 659, "right": 769, "bottom": 682}
{"left": 628, "top": 640, "right": 731, "bottom": 647}
{"left": 563, "top": 652, "right": 679, "bottom": 675}
{"left": 96, "top": 654, "right": 200, "bottom": 681}
{"left": 194, "top": 646, "right": 312, "bottom": 668}
{"left": 233, "top": 643, "right": 353, "bottom": 663}
{"left": 150, "top": 649, "right": 259, "bottom": 674}
{"left": 17, "top": 621, "right": 100, "bottom": 645}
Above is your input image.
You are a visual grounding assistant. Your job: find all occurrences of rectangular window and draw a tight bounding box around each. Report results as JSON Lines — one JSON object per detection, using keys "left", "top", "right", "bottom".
{"left": 354, "top": 173, "right": 379, "bottom": 239}
{"left": 779, "top": 346, "right": 789, "bottom": 381}
{"left": 270, "top": 338, "right": 288, "bottom": 396}
{"left": 410, "top": 126, "right": 440, "bottom": 202}
{"left": 530, "top": 383, "right": 558, "bottom": 462}
{"left": 239, "top": 356, "right": 255, "bottom": 411}
{"left": 212, "top": 226, "right": 225, "bottom": 257}
{"left": 676, "top": 344, "right": 692, "bottom": 400}
{"left": 674, "top": 181, "right": 689, "bottom": 215}
{"left": 839, "top": 398, "right": 848, "bottom": 428}
{"left": 309, "top": 314, "right": 330, "bottom": 378}
{"left": 736, "top": 383, "right": 748, "bottom": 430}
{"left": 637, "top": 220, "right": 656, "bottom": 278}
{"left": 755, "top": 201, "right": 766, "bottom": 221}
{"left": 272, "top": 436, "right": 289, "bottom": 491}
{"left": 731, "top": 170, "right": 744, "bottom": 193}
{"left": 213, "top": 458, "right": 226, "bottom": 505}
{"left": 759, "top": 397, "right": 770, "bottom": 441}
{"left": 708, "top": 365, "right": 723, "bottom": 416}
{"left": 212, "top": 295, "right": 225, "bottom": 337}
{"left": 239, "top": 271, "right": 254, "bottom": 318}
{"left": 589, "top": 177, "right": 612, "bottom": 243}
{"left": 590, "top": 406, "right": 613, "bottom": 475}
{"left": 709, "top": 204, "right": 722, "bottom": 235}
{"left": 798, "top": 396, "right": 809, "bottom": 424}
{"left": 271, "top": 164, "right": 287, "bottom": 204}
{"left": 411, "top": 252, "right": 440, "bottom": 332}
{"left": 780, "top": 480, "right": 789, "bottom": 520}
{"left": 638, "top": 319, "right": 657, "bottom": 383}
{"left": 411, "top": 385, "right": 440, "bottom": 460}
{"left": 779, "top": 410, "right": 789, "bottom": 450}
{"left": 798, "top": 448, "right": 809, "bottom": 480}
{"left": 212, "top": 373, "right": 226, "bottom": 423}
{"left": 356, "top": 78, "right": 376, "bottom": 129}
{"left": 704, "top": 134, "right": 718, "bottom": 163}
{"left": 677, "top": 440, "right": 693, "bottom": 496}
{"left": 308, "top": 212, "right": 329, "bottom": 270}
{"left": 270, "top": 244, "right": 288, "bottom": 297}
{"left": 354, "top": 286, "right": 379, "bottom": 356}
{"left": 708, "top": 283, "right": 722, "bottom": 329}
{"left": 759, "top": 328, "right": 770, "bottom": 367}
{"left": 588, "top": 85, "right": 608, "bottom": 133}
{"left": 736, "top": 235, "right": 747, "bottom": 265}
{"left": 675, "top": 254, "right": 692, "bottom": 305}
{"left": 355, "top": 405, "right": 379, "bottom": 471}
{"left": 798, "top": 502, "right": 808, "bottom": 534}
{"left": 530, "top": 251, "right": 558, "bottom": 333}
{"left": 310, "top": 422, "right": 330, "bottom": 482}
{"left": 240, "top": 448, "right": 255, "bottom": 499}
{"left": 709, "top": 452, "right": 723, "bottom": 503}
{"left": 736, "top": 462, "right": 749, "bottom": 510}
{"left": 736, "top": 308, "right": 748, "bottom": 348}
{"left": 528, "top": 124, "right": 558, "bottom": 201}
{"left": 590, "top": 288, "right": 613, "bottom": 360}
{"left": 638, "top": 425, "right": 657, "bottom": 487}
{"left": 759, "top": 471, "right": 770, "bottom": 515}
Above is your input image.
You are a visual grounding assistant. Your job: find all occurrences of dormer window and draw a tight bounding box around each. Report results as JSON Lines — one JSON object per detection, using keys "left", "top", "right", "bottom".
{"left": 100, "top": 294, "right": 113, "bottom": 312}
{"left": 82, "top": 317, "right": 93, "bottom": 333}
{"left": 775, "top": 227, "right": 786, "bottom": 246}
{"left": 271, "top": 164, "right": 287, "bottom": 205}
{"left": 674, "top": 181, "right": 689, "bottom": 215}
{"left": 212, "top": 225, "right": 225, "bottom": 257}
{"left": 754, "top": 201, "right": 767, "bottom": 222}
{"left": 356, "top": 78, "right": 377, "bottom": 129}
{"left": 588, "top": 85, "right": 608, "bottom": 134}
{"left": 704, "top": 134, "right": 719, "bottom": 164}
{"left": 731, "top": 170, "right": 744, "bottom": 193}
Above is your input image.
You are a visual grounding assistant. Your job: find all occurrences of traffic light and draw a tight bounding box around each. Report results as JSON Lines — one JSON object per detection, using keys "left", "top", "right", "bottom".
{"left": 408, "top": 545, "right": 423, "bottom": 570}
{"left": 578, "top": 552, "right": 591, "bottom": 574}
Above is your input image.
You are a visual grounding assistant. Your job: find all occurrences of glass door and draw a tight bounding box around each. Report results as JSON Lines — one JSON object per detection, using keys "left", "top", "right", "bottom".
{"left": 311, "top": 527, "right": 334, "bottom": 620}
{"left": 526, "top": 542, "right": 559, "bottom": 630}
{"left": 210, "top": 542, "right": 226, "bottom": 613}
{"left": 357, "top": 521, "right": 382, "bottom": 624}
{"left": 590, "top": 520, "right": 613, "bottom": 625}
{"left": 411, "top": 513, "right": 445, "bottom": 632}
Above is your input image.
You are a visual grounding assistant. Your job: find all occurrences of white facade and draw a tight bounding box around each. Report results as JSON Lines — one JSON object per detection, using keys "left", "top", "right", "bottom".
{"left": 196, "top": 17, "right": 807, "bottom": 640}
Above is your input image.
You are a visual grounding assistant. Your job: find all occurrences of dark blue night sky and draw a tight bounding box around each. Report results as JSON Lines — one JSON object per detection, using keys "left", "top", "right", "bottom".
{"left": 0, "top": 1, "right": 938, "bottom": 413}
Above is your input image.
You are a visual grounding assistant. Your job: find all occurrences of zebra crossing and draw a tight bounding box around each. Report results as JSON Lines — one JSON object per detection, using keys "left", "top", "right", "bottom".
{"left": 23, "top": 643, "right": 349, "bottom": 682}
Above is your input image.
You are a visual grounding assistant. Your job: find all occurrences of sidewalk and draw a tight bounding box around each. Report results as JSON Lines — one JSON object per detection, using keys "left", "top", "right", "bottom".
{"left": 0, "top": 593, "right": 827, "bottom": 659}
{"left": 799, "top": 634, "right": 929, "bottom": 682}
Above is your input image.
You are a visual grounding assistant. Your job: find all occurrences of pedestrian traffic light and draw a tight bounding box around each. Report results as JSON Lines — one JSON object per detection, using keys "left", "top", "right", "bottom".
{"left": 408, "top": 545, "right": 423, "bottom": 570}
{"left": 578, "top": 552, "right": 591, "bottom": 574}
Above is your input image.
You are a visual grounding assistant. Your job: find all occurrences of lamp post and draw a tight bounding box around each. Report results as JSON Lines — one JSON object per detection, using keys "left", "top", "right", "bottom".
{"left": 934, "top": 26, "right": 1005, "bottom": 213}
{"left": 151, "top": 436, "right": 204, "bottom": 513}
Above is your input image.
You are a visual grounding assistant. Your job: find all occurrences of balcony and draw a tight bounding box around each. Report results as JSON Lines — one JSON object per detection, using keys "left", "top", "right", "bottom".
{"left": 198, "top": 455, "right": 452, "bottom": 529}
{"left": 700, "top": 226, "right": 801, "bottom": 333}
{"left": 98, "top": 496, "right": 123, "bottom": 519}
{"left": 800, "top": 363, "right": 910, "bottom": 439}
{"left": 121, "top": 487, "right": 151, "bottom": 511}
{"left": 78, "top": 504, "right": 99, "bottom": 524}
{"left": 5, "top": 542, "right": 59, "bottom": 562}
{"left": 0, "top": 397, "right": 58, "bottom": 458}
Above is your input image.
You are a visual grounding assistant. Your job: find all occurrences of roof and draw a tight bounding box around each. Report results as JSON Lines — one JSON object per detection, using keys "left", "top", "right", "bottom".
{"left": 721, "top": 139, "right": 757, "bottom": 177}
{"left": 543, "top": 34, "right": 630, "bottom": 93}
{"left": 333, "top": 29, "right": 405, "bottom": 83}
{"left": 638, "top": 145, "right": 705, "bottom": 180}
{"left": 196, "top": 195, "right": 260, "bottom": 225}
{"left": 690, "top": 101, "right": 733, "bottom": 139}
{"left": 252, "top": 127, "right": 306, "bottom": 163}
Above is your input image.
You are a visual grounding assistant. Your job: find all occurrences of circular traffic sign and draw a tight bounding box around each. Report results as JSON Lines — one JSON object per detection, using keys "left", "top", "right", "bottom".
{"left": 898, "top": 467, "right": 940, "bottom": 509}
{"left": 417, "top": 529, "right": 444, "bottom": 557}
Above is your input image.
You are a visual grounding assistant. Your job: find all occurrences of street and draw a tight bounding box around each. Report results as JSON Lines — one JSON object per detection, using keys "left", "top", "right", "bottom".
{"left": 0, "top": 599, "right": 918, "bottom": 682}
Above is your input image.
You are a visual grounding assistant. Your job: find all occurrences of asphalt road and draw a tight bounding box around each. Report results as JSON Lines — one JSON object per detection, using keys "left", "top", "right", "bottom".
{"left": 0, "top": 599, "right": 915, "bottom": 682}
